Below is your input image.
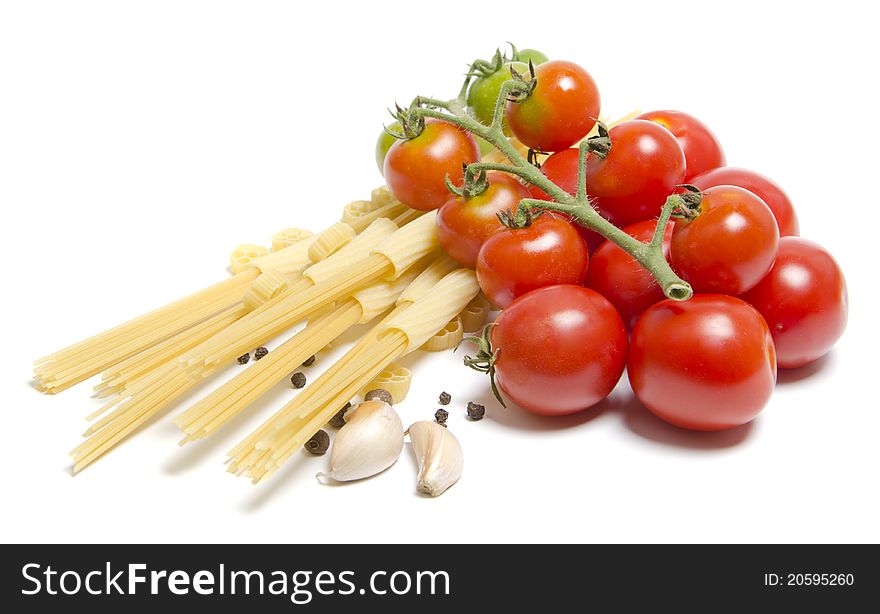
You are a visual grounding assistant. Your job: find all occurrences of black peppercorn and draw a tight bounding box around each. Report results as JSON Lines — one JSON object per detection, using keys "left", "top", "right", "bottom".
{"left": 329, "top": 402, "right": 351, "bottom": 428}
{"left": 237, "top": 353, "right": 250, "bottom": 365}
{"left": 304, "top": 429, "right": 330, "bottom": 455}
{"left": 291, "top": 372, "right": 306, "bottom": 389}
{"left": 467, "top": 401, "right": 486, "bottom": 421}
{"left": 438, "top": 391, "right": 451, "bottom": 405}
{"left": 254, "top": 346, "right": 269, "bottom": 360}
{"left": 364, "top": 388, "right": 393, "bottom": 405}
{"left": 434, "top": 408, "right": 449, "bottom": 426}
{"left": 302, "top": 355, "right": 316, "bottom": 367}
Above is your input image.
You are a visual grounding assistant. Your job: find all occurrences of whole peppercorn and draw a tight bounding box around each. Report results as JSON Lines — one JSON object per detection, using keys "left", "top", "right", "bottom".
{"left": 254, "top": 346, "right": 269, "bottom": 360}
{"left": 304, "top": 430, "right": 330, "bottom": 455}
{"left": 291, "top": 372, "right": 307, "bottom": 389}
{"left": 467, "top": 401, "right": 486, "bottom": 421}
{"left": 237, "top": 353, "right": 250, "bottom": 365}
{"left": 364, "top": 388, "right": 393, "bottom": 405}
{"left": 438, "top": 391, "right": 451, "bottom": 406}
{"left": 329, "top": 402, "right": 351, "bottom": 428}
{"left": 434, "top": 408, "right": 449, "bottom": 426}
{"left": 302, "top": 355, "right": 316, "bottom": 367}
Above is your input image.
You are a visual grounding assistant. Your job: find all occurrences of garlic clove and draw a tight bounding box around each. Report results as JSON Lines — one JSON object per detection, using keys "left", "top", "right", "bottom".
{"left": 317, "top": 400, "right": 403, "bottom": 483}
{"left": 406, "top": 421, "right": 464, "bottom": 497}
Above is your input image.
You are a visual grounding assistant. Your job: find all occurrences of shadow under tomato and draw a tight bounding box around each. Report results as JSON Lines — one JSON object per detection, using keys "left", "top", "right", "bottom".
{"left": 483, "top": 387, "right": 616, "bottom": 431}
{"left": 776, "top": 352, "right": 833, "bottom": 385}
{"left": 618, "top": 391, "right": 754, "bottom": 450}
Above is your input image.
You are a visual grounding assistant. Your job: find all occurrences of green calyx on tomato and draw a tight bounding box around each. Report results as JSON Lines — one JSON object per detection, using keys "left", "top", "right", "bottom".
{"left": 461, "top": 323, "right": 505, "bottom": 407}
{"left": 467, "top": 60, "right": 529, "bottom": 132}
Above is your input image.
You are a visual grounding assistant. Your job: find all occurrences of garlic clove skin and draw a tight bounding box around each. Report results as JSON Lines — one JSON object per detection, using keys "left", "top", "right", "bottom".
{"left": 406, "top": 421, "right": 464, "bottom": 497}
{"left": 318, "top": 400, "right": 403, "bottom": 483}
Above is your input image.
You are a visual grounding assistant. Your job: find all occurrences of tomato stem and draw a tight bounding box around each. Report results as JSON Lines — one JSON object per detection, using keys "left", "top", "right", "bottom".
{"left": 407, "top": 86, "right": 693, "bottom": 301}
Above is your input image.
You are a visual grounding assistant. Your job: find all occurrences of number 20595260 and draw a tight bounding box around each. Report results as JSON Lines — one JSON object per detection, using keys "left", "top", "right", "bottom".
{"left": 764, "top": 573, "right": 854, "bottom": 587}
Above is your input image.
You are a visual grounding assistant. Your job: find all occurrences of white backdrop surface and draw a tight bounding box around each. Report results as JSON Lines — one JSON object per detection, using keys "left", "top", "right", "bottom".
{"left": 1, "top": 0, "right": 878, "bottom": 543}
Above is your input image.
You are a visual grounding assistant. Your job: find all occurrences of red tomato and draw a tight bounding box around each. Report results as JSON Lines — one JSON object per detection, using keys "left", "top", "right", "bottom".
{"left": 436, "top": 172, "right": 531, "bottom": 269}
{"left": 529, "top": 148, "right": 578, "bottom": 200}
{"left": 628, "top": 295, "right": 777, "bottom": 431}
{"left": 528, "top": 148, "right": 605, "bottom": 253}
{"left": 492, "top": 285, "right": 627, "bottom": 415}
{"left": 690, "top": 167, "right": 799, "bottom": 236}
{"left": 585, "top": 120, "right": 686, "bottom": 227}
{"left": 741, "top": 237, "right": 847, "bottom": 368}
{"left": 384, "top": 119, "right": 480, "bottom": 211}
{"left": 636, "top": 110, "right": 726, "bottom": 181}
{"left": 506, "top": 60, "right": 601, "bottom": 152}
{"left": 476, "top": 213, "right": 588, "bottom": 308}
{"left": 671, "top": 185, "right": 779, "bottom": 295}
{"left": 585, "top": 219, "right": 674, "bottom": 329}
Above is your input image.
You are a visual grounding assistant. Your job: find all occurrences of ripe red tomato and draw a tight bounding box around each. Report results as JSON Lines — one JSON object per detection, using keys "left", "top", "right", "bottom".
{"left": 741, "top": 237, "right": 847, "bottom": 368}
{"left": 636, "top": 110, "right": 726, "bottom": 181}
{"left": 527, "top": 148, "right": 605, "bottom": 253}
{"left": 506, "top": 60, "right": 601, "bottom": 152}
{"left": 491, "top": 285, "right": 627, "bottom": 415}
{"left": 528, "top": 148, "right": 579, "bottom": 200}
{"left": 436, "top": 172, "right": 531, "bottom": 269}
{"left": 585, "top": 219, "right": 674, "bottom": 329}
{"left": 476, "top": 213, "right": 588, "bottom": 308}
{"left": 585, "top": 120, "right": 686, "bottom": 227}
{"left": 384, "top": 119, "right": 480, "bottom": 211}
{"left": 670, "top": 185, "right": 779, "bottom": 295}
{"left": 690, "top": 167, "right": 799, "bottom": 236}
{"left": 628, "top": 295, "right": 777, "bottom": 431}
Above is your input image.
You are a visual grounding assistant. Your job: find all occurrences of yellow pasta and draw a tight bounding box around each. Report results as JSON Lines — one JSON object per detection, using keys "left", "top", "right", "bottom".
{"left": 271, "top": 228, "right": 312, "bottom": 252}
{"left": 229, "top": 244, "right": 270, "bottom": 274}
{"left": 421, "top": 317, "right": 464, "bottom": 352}
{"left": 307, "top": 222, "right": 357, "bottom": 263}
{"left": 242, "top": 269, "right": 292, "bottom": 312}
{"left": 227, "top": 268, "right": 480, "bottom": 483}
{"left": 33, "top": 269, "right": 261, "bottom": 395}
{"left": 183, "top": 213, "right": 440, "bottom": 373}
{"left": 175, "top": 263, "right": 426, "bottom": 443}
{"left": 371, "top": 186, "right": 394, "bottom": 207}
{"left": 459, "top": 293, "right": 491, "bottom": 332}
{"left": 363, "top": 363, "right": 413, "bottom": 403}
{"left": 93, "top": 305, "right": 245, "bottom": 399}
{"left": 33, "top": 226, "right": 318, "bottom": 395}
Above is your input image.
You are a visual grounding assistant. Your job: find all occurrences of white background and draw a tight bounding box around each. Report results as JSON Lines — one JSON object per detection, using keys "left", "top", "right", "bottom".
{"left": 1, "top": 0, "right": 878, "bottom": 544}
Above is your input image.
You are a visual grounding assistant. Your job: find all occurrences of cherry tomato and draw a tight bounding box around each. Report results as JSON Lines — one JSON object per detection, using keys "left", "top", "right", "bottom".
{"left": 527, "top": 148, "right": 606, "bottom": 253}
{"left": 384, "top": 119, "right": 480, "bottom": 211}
{"left": 528, "top": 148, "right": 579, "bottom": 200}
{"left": 374, "top": 121, "right": 400, "bottom": 175}
{"left": 636, "top": 110, "right": 726, "bottom": 181}
{"left": 477, "top": 213, "right": 588, "bottom": 308}
{"left": 585, "top": 219, "right": 674, "bottom": 329}
{"left": 515, "top": 48, "right": 549, "bottom": 65}
{"left": 585, "top": 120, "right": 686, "bottom": 227}
{"left": 628, "top": 295, "right": 777, "bottom": 431}
{"left": 671, "top": 185, "right": 779, "bottom": 295}
{"left": 741, "top": 237, "right": 847, "bottom": 368}
{"left": 690, "top": 167, "right": 799, "bottom": 236}
{"left": 436, "top": 172, "right": 531, "bottom": 269}
{"left": 491, "top": 285, "right": 628, "bottom": 415}
{"left": 467, "top": 61, "right": 528, "bottom": 134}
{"left": 507, "top": 60, "right": 601, "bottom": 152}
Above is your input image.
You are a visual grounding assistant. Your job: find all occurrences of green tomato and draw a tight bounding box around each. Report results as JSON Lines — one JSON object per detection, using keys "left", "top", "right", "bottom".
{"left": 467, "top": 61, "right": 528, "bottom": 134}
{"left": 375, "top": 121, "right": 401, "bottom": 175}
{"left": 515, "top": 48, "right": 549, "bottom": 65}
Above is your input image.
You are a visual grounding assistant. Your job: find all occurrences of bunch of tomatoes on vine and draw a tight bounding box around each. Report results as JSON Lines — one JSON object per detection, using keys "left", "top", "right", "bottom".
{"left": 375, "top": 45, "right": 848, "bottom": 432}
